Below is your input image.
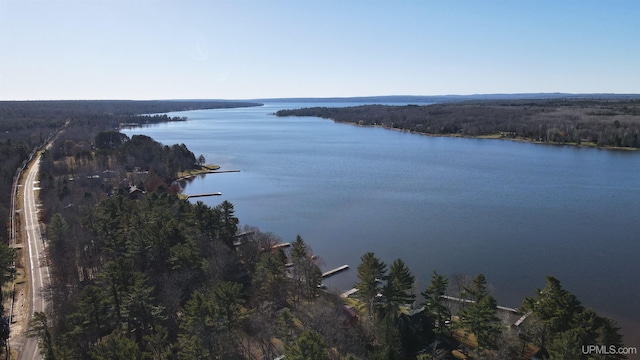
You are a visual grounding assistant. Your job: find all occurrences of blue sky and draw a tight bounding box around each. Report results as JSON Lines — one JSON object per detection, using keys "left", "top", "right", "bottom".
{"left": 1, "top": 0, "right": 639, "bottom": 100}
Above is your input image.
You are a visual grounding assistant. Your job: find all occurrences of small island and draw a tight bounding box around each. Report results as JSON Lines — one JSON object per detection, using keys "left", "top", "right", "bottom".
{"left": 276, "top": 98, "right": 640, "bottom": 150}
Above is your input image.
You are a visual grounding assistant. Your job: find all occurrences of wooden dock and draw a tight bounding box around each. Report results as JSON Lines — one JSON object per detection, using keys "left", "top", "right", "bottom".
{"left": 272, "top": 242, "right": 291, "bottom": 249}
{"left": 514, "top": 311, "right": 532, "bottom": 327}
{"left": 176, "top": 169, "right": 241, "bottom": 182}
{"left": 439, "top": 295, "right": 518, "bottom": 313}
{"left": 341, "top": 288, "right": 359, "bottom": 298}
{"left": 185, "top": 192, "right": 222, "bottom": 199}
{"left": 209, "top": 169, "right": 241, "bottom": 173}
{"left": 234, "top": 231, "right": 255, "bottom": 238}
{"left": 440, "top": 295, "right": 523, "bottom": 327}
{"left": 322, "top": 265, "right": 349, "bottom": 278}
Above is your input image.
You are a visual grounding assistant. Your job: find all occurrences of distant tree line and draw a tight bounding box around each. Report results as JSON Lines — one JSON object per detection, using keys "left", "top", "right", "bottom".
{"left": 0, "top": 100, "right": 261, "bottom": 120}
{"left": 276, "top": 99, "right": 640, "bottom": 148}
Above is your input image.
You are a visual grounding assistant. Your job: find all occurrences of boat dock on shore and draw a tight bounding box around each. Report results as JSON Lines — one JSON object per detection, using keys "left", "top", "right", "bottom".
{"left": 440, "top": 295, "right": 518, "bottom": 313}
{"left": 341, "top": 288, "right": 359, "bottom": 298}
{"left": 322, "top": 264, "right": 349, "bottom": 278}
{"left": 208, "top": 169, "right": 241, "bottom": 173}
{"left": 272, "top": 242, "right": 291, "bottom": 249}
{"left": 176, "top": 168, "right": 240, "bottom": 182}
{"left": 185, "top": 192, "right": 222, "bottom": 199}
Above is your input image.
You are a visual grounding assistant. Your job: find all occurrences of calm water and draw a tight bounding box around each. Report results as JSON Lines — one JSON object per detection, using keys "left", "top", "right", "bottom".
{"left": 124, "top": 102, "right": 640, "bottom": 343}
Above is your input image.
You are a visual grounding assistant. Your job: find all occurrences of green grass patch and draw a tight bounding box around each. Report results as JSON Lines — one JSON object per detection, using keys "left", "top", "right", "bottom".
{"left": 176, "top": 164, "right": 221, "bottom": 179}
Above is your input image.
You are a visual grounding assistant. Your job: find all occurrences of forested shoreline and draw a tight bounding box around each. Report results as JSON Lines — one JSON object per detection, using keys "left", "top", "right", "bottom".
{"left": 0, "top": 100, "right": 261, "bottom": 241}
{"left": 0, "top": 100, "right": 261, "bottom": 356}
{"left": 26, "top": 138, "right": 631, "bottom": 359}
{"left": 275, "top": 98, "right": 640, "bottom": 149}
{"left": 0, "top": 100, "right": 631, "bottom": 359}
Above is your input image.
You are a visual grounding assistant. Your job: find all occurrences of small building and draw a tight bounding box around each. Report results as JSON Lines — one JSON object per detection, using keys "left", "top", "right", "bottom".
{"left": 128, "top": 185, "right": 146, "bottom": 199}
{"left": 341, "top": 305, "right": 358, "bottom": 325}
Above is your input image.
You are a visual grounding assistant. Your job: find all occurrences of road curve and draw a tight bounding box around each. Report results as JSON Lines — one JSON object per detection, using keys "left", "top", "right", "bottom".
{"left": 18, "top": 156, "right": 50, "bottom": 360}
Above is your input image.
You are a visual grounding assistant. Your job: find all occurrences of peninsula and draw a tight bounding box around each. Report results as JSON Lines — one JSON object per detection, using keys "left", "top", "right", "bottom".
{"left": 276, "top": 98, "right": 640, "bottom": 150}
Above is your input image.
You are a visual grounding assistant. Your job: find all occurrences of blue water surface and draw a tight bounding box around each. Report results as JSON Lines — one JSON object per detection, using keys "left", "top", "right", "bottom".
{"left": 124, "top": 102, "right": 640, "bottom": 343}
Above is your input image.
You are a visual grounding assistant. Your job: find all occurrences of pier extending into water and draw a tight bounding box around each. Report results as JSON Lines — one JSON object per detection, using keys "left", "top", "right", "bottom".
{"left": 440, "top": 295, "right": 518, "bottom": 313}
{"left": 208, "top": 169, "right": 241, "bottom": 173}
{"left": 272, "top": 242, "right": 291, "bottom": 249}
{"left": 341, "top": 288, "right": 359, "bottom": 298}
{"left": 322, "top": 264, "right": 349, "bottom": 278}
{"left": 440, "top": 295, "right": 525, "bottom": 327}
{"left": 185, "top": 192, "right": 222, "bottom": 199}
{"left": 176, "top": 168, "right": 241, "bottom": 182}
{"left": 234, "top": 231, "right": 254, "bottom": 238}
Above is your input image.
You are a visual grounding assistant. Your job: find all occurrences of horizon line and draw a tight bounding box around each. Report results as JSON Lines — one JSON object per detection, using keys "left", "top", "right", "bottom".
{"left": 2, "top": 92, "right": 640, "bottom": 102}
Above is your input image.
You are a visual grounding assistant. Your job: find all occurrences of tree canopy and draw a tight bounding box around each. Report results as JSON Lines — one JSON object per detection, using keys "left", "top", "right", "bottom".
{"left": 277, "top": 99, "right": 640, "bottom": 148}
{"left": 4, "top": 98, "right": 629, "bottom": 359}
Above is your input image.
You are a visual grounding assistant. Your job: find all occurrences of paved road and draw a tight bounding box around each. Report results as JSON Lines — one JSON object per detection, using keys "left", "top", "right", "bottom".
{"left": 18, "top": 156, "right": 49, "bottom": 360}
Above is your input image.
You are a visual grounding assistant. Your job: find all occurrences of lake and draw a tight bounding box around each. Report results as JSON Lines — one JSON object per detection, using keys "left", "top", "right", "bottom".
{"left": 123, "top": 101, "right": 640, "bottom": 344}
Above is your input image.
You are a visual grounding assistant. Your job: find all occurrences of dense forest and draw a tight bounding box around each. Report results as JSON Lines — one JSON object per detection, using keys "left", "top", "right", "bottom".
{"left": 0, "top": 100, "right": 261, "bottom": 240}
{"left": 350, "top": 254, "right": 626, "bottom": 359}
{"left": 276, "top": 98, "right": 640, "bottom": 149}
{"left": 27, "top": 151, "right": 630, "bottom": 360}
{"left": 0, "top": 100, "right": 260, "bottom": 356}
{"left": 28, "top": 188, "right": 629, "bottom": 359}
{"left": 0, "top": 100, "right": 630, "bottom": 359}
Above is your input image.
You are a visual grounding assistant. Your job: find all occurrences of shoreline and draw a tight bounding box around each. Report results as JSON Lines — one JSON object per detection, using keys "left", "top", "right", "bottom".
{"left": 175, "top": 164, "right": 222, "bottom": 182}
{"left": 175, "top": 165, "right": 241, "bottom": 200}
{"left": 346, "top": 122, "right": 640, "bottom": 152}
